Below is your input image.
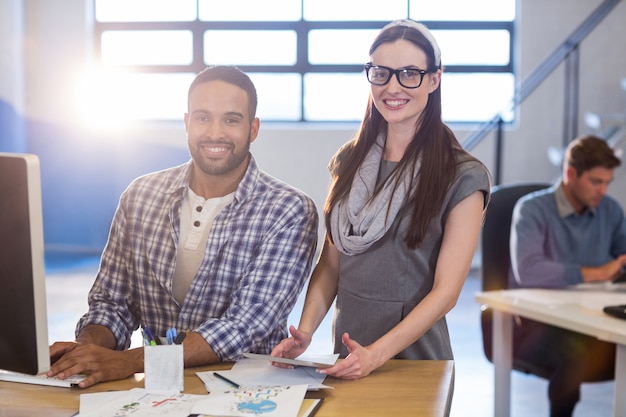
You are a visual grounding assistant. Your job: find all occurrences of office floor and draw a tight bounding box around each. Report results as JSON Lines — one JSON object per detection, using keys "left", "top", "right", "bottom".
{"left": 45, "top": 259, "right": 614, "bottom": 417}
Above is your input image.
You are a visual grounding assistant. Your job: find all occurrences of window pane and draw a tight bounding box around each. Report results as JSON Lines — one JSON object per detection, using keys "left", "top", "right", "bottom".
{"left": 249, "top": 73, "right": 301, "bottom": 121}
{"left": 133, "top": 73, "right": 194, "bottom": 120}
{"left": 433, "top": 30, "right": 510, "bottom": 66}
{"left": 304, "top": 0, "right": 406, "bottom": 21}
{"left": 95, "top": 0, "right": 197, "bottom": 22}
{"left": 101, "top": 31, "right": 193, "bottom": 66}
{"left": 304, "top": 73, "right": 370, "bottom": 121}
{"left": 309, "top": 30, "right": 379, "bottom": 65}
{"left": 441, "top": 73, "right": 514, "bottom": 122}
{"left": 204, "top": 31, "right": 297, "bottom": 66}
{"left": 412, "top": 0, "right": 515, "bottom": 21}
{"left": 199, "top": 0, "right": 301, "bottom": 21}
{"left": 75, "top": 72, "right": 193, "bottom": 124}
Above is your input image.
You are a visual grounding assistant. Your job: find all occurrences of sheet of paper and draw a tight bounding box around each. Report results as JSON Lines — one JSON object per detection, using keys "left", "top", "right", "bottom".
{"left": 78, "top": 391, "right": 125, "bottom": 415}
{"left": 77, "top": 388, "right": 205, "bottom": 417}
{"left": 243, "top": 352, "right": 337, "bottom": 368}
{"left": 197, "top": 359, "right": 333, "bottom": 392}
{"left": 191, "top": 383, "right": 308, "bottom": 417}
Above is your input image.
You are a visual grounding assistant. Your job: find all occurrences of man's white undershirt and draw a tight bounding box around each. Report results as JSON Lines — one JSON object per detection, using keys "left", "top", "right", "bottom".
{"left": 172, "top": 188, "right": 234, "bottom": 304}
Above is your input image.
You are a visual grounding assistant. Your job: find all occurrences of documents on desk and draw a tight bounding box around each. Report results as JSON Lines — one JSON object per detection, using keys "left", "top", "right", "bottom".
{"left": 191, "top": 383, "right": 309, "bottom": 416}
{"left": 76, "top": 357, "right": 332, "bottom": 417}
{"left": 197, "top": 357, "right": 335, "bottom": 391}
{"left": 77, "top": 385, "right": 318, "bottom": 417}
{"left": 78, "top": 389, "right": 203, "bottom": 417}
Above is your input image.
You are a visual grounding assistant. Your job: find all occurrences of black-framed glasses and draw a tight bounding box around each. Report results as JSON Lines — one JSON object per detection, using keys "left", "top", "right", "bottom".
{"left": 364, "top": 63, "right": 434, "bottom": 89}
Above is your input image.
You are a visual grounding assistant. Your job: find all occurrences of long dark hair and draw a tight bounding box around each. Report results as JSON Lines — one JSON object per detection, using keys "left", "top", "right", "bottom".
{"left": 325, "top": 23, "right": 466, "bottom": 249}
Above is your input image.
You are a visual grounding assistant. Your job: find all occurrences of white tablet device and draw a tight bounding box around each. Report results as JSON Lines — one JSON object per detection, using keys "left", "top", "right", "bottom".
{"left": 243, "top": 353, "right": 336, "bottom": 369}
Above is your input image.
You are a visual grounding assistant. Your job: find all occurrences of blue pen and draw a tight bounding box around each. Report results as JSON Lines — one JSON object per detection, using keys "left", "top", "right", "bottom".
{"left": 166, "top": 327, "right": 177, "bottom": 345}
{"left": 143, "top": 325, "right": 157, "bottom": 346}
{"left": 140, "top": 328, "right": 150, "bottom": 346}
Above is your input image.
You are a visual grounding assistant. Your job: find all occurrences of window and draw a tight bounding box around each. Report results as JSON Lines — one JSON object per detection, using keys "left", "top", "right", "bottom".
{"left": 91, "top": 0, "right": 515, "bottom": 124}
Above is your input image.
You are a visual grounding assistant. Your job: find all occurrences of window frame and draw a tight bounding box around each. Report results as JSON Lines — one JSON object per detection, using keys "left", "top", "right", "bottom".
{"left": 92, "top": 19, "right": 515, "bottom": 123}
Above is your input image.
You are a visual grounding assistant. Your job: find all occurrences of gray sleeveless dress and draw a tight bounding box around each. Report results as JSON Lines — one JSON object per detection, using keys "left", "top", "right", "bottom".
{"left": 332, "top": 156, "right": 490, "bottom": 359}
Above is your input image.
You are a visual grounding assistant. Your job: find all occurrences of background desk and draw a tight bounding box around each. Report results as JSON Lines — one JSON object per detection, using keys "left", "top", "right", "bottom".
{"left": 475, "top": 288, "right": 626, "bottom": 417}
{"left": 0, "top": 359, "right": 454, "bottom": 417}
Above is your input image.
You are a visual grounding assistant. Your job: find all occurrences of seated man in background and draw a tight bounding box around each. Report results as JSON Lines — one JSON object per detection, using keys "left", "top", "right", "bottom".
{"left": 48, "top": 65, "right": 319, "bottom": 388}
{"left": 509, "top": 135, "right": 626, "bottom": 417}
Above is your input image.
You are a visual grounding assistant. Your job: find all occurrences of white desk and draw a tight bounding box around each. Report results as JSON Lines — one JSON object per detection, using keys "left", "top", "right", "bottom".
{"left": 475, "top": 288, "right": 626, "bottom": 417}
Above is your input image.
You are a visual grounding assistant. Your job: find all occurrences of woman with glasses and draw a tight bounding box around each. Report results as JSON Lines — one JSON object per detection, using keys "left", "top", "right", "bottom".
{"left": 271, "top": 19, "right": 491, "bottom": 379}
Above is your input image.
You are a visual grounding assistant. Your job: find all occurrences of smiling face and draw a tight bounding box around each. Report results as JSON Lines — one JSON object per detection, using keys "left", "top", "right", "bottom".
{"left": 184, "top": 80, "right": 259, "bottom": 183}
{"left": 369, "top": 39, "right": 441, "bottom": 130}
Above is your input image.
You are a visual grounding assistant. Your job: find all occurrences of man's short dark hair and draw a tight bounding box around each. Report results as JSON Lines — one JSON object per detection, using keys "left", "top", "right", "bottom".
{"left": 188, "top": 66, "right": 258, "bottom": 120}
{"left": 565, "top": 135, "right": 621, "bottom": 175}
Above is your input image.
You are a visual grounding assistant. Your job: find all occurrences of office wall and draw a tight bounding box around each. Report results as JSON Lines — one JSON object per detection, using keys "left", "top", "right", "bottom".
{"left": 1, "top": 0, "right": 625, "bottom": 256}
{"left": 509, "top": 0, "right": 626, "bottom": 185}
{"left": 0, "top": 0, "right": 25, "bottom": 153}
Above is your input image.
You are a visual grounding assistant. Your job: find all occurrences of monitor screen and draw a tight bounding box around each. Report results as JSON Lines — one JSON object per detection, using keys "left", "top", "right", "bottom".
{"left": 0, "top": 153, "right": 50, "bottom": 375}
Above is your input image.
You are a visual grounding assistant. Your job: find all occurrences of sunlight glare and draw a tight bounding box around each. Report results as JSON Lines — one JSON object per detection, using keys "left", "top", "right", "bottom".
{"left": 73, "top": 68, "right": 138, "bottom": 131}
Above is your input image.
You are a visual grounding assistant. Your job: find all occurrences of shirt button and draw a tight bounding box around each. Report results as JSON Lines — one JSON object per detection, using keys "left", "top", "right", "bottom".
{"left": 194, "top": 220, "right": 201, "bottom": 227}
{"left": 196, "top": 206, "right": 202, "bottom": 212}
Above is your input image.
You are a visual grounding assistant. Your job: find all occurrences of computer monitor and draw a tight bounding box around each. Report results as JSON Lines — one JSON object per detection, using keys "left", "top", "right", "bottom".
{"left": 0, "top": 152, "right": 50, "bottom": 375}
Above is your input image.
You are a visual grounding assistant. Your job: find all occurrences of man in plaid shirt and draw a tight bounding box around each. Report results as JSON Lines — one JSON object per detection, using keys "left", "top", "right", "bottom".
{"left": 48, "top": 66, "right": 318, "bottom": 388}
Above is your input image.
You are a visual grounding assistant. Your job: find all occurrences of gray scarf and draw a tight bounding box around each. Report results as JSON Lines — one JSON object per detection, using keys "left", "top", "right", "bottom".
{"left": 330, "top": 133, "right": 419, "bottom": 255}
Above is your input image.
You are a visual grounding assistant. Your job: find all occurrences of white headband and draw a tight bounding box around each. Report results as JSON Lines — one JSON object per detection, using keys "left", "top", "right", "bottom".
{"left": 381, "top": 19, "right": 442, "bottom": 68}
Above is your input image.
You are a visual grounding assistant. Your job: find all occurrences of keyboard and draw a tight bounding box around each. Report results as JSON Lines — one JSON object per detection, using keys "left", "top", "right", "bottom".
{"left": 0, "top": 369, "right": 87, "bottom": 388}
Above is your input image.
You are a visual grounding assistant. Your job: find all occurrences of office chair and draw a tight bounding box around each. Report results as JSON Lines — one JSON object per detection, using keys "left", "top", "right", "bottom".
{"left": 480, "top": 181, "right": 616, "bottom": 384}
{"left": 479, "top": 181, "right": 553, "bottom": 378}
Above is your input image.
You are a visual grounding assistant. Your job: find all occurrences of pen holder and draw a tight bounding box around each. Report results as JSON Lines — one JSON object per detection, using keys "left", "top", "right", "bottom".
{"left": 144, "top": 344, "right": 184, "bottom": 392}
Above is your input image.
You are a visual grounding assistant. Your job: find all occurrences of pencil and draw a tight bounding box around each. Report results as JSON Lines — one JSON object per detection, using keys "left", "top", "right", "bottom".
{"left": 213, "top": 372, "right": 240, "bottom": 388}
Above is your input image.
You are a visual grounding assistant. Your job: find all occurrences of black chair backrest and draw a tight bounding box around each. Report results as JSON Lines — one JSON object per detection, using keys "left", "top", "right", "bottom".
{"left": 481, "top": 182, "right": 551, "bottom": 293}
{"left": 480, "top": 182, "right": 551, "bottom": 366}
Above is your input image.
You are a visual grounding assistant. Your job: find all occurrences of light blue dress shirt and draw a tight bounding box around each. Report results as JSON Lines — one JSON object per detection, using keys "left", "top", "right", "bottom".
{"left": 510, "top": 182, "right": 626, "bottom": 288}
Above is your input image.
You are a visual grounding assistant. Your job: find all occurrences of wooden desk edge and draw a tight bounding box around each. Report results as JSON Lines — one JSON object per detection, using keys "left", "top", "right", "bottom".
{"left": 0, "top": 360, "right": 454, "bottom": 417}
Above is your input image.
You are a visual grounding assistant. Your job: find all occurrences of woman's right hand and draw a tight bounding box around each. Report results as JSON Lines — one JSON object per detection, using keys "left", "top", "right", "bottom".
{"left": 270, "top": 325, "right": 312, "bottom": 368}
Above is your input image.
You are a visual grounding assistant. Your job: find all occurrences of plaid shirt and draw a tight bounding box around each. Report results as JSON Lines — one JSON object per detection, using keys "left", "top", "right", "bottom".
{"left": 76, "top": 156, "right": 318, "bottom": 361}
